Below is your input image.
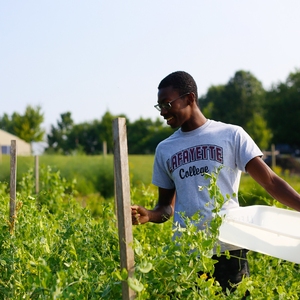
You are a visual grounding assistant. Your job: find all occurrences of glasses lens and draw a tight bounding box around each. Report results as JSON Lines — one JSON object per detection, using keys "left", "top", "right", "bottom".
{"left": 154, "top": 104, "right": 161, "bottom": 111}
{"left": 158, "top": 103, "right": 170, "bottom": 111}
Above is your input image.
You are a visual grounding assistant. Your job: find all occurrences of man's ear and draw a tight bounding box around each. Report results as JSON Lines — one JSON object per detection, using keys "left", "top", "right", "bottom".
{"left": 187, "top": 92, "right": 196, "bottom": 105}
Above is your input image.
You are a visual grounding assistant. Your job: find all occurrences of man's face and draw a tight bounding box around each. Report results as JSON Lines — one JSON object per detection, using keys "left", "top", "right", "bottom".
{"left": 157, "top": 86, "right": 190, "bottom": 128}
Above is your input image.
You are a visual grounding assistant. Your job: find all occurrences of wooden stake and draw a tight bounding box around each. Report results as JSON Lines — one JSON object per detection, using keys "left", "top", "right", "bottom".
{"left": 103, "top": 140, "right": 107, "bottom": 156}
{"left": 35, "top": 155, "right": 39, "bottom": 194}
{"left": 113, "top": 118, "right": 135, "bottom": 300}
{"left": 10, "top": 140, "right": 17, "bottom": 233}
{"left": 271, "top": 143, "right": 276, "bottom": 169}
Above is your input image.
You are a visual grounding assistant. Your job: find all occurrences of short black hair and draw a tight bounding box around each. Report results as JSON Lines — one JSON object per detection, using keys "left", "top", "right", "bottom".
{"left": 158, "top": 71, "right": 198, "bottom": 100}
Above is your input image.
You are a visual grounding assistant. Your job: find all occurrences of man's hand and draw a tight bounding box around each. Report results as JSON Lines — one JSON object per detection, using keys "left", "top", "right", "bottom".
{"left": 131, "top": 188, "right": 175, "bottom": 225}
{"left": 131, "top": 205, "right": 150, "bottom": 225}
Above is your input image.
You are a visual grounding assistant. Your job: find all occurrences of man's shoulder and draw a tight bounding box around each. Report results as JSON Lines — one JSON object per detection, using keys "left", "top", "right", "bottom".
{"left": 154, "top": 130, "right": 181, "bottom": 156}
{"left": 158, "top": 129, "right": 180, "bottom": 144}
{"left": 209, "top": 120, "right": 243, "bottom": 133}
{"left": 209, "top": 119, "right": 238, "bottom": 128}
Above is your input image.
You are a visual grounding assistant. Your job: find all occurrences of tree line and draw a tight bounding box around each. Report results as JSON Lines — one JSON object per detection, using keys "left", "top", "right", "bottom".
{"left": 1, "top": 69, "right": 299, "bottom": 155}
{"left": 45, "top": 111, "right": 174, "bottom": 155}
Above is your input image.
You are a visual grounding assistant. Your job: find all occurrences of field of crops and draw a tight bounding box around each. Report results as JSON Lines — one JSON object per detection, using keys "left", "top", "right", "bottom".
{"left": 1, "top": 155, "right": 300, "bottom": 299}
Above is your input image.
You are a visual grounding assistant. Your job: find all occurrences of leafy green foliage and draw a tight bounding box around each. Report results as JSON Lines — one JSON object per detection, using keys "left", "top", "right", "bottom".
{"left": 47, "top": 112, "right": 75, "bottom": 155}
{"left": 1, "top": 166, "right": 300, "bottom": 299}
{"left": 0, "top": 105, "right": 45, "bottom": 143}
{"left": 129, "top": 167, "right": 300, "bottom": 299}
{"left": 199, "top": 70, "right": 271, "bottom": 149}
{"left": 199, "top": 70, "right": 264, "bottom": 124}
{"left": 246, "top": 113, "right": 272, "bottom": 151}
{"left": 44, "top": 110, "right": 174, "bottom": 155}
{"left": 127, "top": 118, "right": 174, "bottom": 154}
{"left": 265, "top": 70, "right": 300, "bottom": 148}
{"left": 0, "top": 168, "right": 122, "bottom": 299}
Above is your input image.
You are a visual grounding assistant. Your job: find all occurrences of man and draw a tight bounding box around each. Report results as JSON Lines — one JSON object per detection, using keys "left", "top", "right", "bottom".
{"left": 131, "top": 71, "right": 300, "bottom": 293}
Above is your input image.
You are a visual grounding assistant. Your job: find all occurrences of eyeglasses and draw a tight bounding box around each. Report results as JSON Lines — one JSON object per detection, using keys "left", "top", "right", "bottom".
{"left": 154, "top": 93, "right": 190, "bottom": 112}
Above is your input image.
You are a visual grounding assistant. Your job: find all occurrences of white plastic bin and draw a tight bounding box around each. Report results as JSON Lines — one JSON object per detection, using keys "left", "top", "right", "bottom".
{"left": 219, "top": 205, "right": 300, "bottom": 263}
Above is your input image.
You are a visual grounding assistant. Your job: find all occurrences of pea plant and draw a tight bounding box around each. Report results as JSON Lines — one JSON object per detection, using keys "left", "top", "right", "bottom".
{"left": 127, "top": 166, "right": 300, "bottom": 299}
{"left": 0, "top": 166, "right": 300, "bottom": 299}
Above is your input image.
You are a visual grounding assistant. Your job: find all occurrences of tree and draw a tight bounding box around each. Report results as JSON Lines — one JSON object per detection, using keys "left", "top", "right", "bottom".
{"left": 199, "top": 85, "right": 224, "bottom": 119}
{"left": 46, "top": 112, "right": 74, "bottom": 154}
{"left": 99, "top": 111, "right": 117, "bottom": 154}
{"left": 265, "top": 70, "right": 300, "bottom": 147}
{"left": 246, "top": 113, "right": 272, "bottom": 150}
{"left": 199, "top": 70, "right": 270, "bottom": 149}
{"left": 127, "top": 118, "right": 155, "bottom": 154}
{"left": 0, "top": 113, "right": 14, "bottom": 134}
{"left": 0, "top": 105, "right": 45, "bottom": 143}
{"left": 127, "top": 117, "right": 174, "bottom": 154}
{"left": 46, "top": 111, "right": 123, "bottom": 155}
{"left": 69, "top": 121, "right": 102, "bottom": 155}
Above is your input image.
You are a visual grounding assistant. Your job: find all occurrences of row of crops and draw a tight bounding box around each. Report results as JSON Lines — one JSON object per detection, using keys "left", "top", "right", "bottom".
{"left": 1, "top": 166, "right": 300, "bottom": 299}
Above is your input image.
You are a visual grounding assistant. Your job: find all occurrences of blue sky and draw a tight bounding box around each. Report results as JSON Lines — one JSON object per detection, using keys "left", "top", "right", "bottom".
{"left": 1, "top": 1, "right": 299, "bottom": 132}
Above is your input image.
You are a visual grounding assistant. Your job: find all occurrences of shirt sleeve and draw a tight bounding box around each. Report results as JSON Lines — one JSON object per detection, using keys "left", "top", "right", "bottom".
{"left": 152, "top": 145, "right": 175, "bottom": 189}
{"left": 235, "top": 126, "right": 263, "bottom": 172}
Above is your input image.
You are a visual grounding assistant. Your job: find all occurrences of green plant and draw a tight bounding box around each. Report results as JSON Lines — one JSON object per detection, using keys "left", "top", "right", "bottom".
{"left": 1, "top": 164, "right": 300, "bottom": 299}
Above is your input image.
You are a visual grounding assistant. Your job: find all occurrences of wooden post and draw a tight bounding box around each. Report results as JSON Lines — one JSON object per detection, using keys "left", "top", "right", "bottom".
{"left": 113, "top": 118, "right": 135, "bottom": 300}
{"left": 103, "top": 140, "right": 107, "bottom": 156}
{"left": 271, "top": 144, "right": 276, "bottom": 169}
{"left": 10, "top": 140, "right": 17, "bottom": 233}
{"left": 35, "top": 155, "right": 39, "bottom": 194}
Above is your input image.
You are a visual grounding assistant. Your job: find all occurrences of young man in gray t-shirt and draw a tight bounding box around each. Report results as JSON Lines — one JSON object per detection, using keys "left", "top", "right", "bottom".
{"left": 131, "top": 71, "right": 300, "bottom": 295}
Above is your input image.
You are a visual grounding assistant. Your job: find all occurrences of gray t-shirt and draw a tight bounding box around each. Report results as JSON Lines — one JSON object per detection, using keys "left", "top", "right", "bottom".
{"left": 152, "top": 119, "right": 263, "bottom": 251}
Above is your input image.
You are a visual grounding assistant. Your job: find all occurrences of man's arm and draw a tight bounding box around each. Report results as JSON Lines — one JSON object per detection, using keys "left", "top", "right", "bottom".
{"left": 246, "top": 156, "right": 300, "bottom": 211}
{"left": 131, "top": 187, "right": 175, "bottom": 225}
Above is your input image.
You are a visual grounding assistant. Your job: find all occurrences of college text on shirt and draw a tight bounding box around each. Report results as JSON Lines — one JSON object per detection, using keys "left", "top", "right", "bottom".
{"left": 167, "top": 144, "right": 223, "bottom": 179}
